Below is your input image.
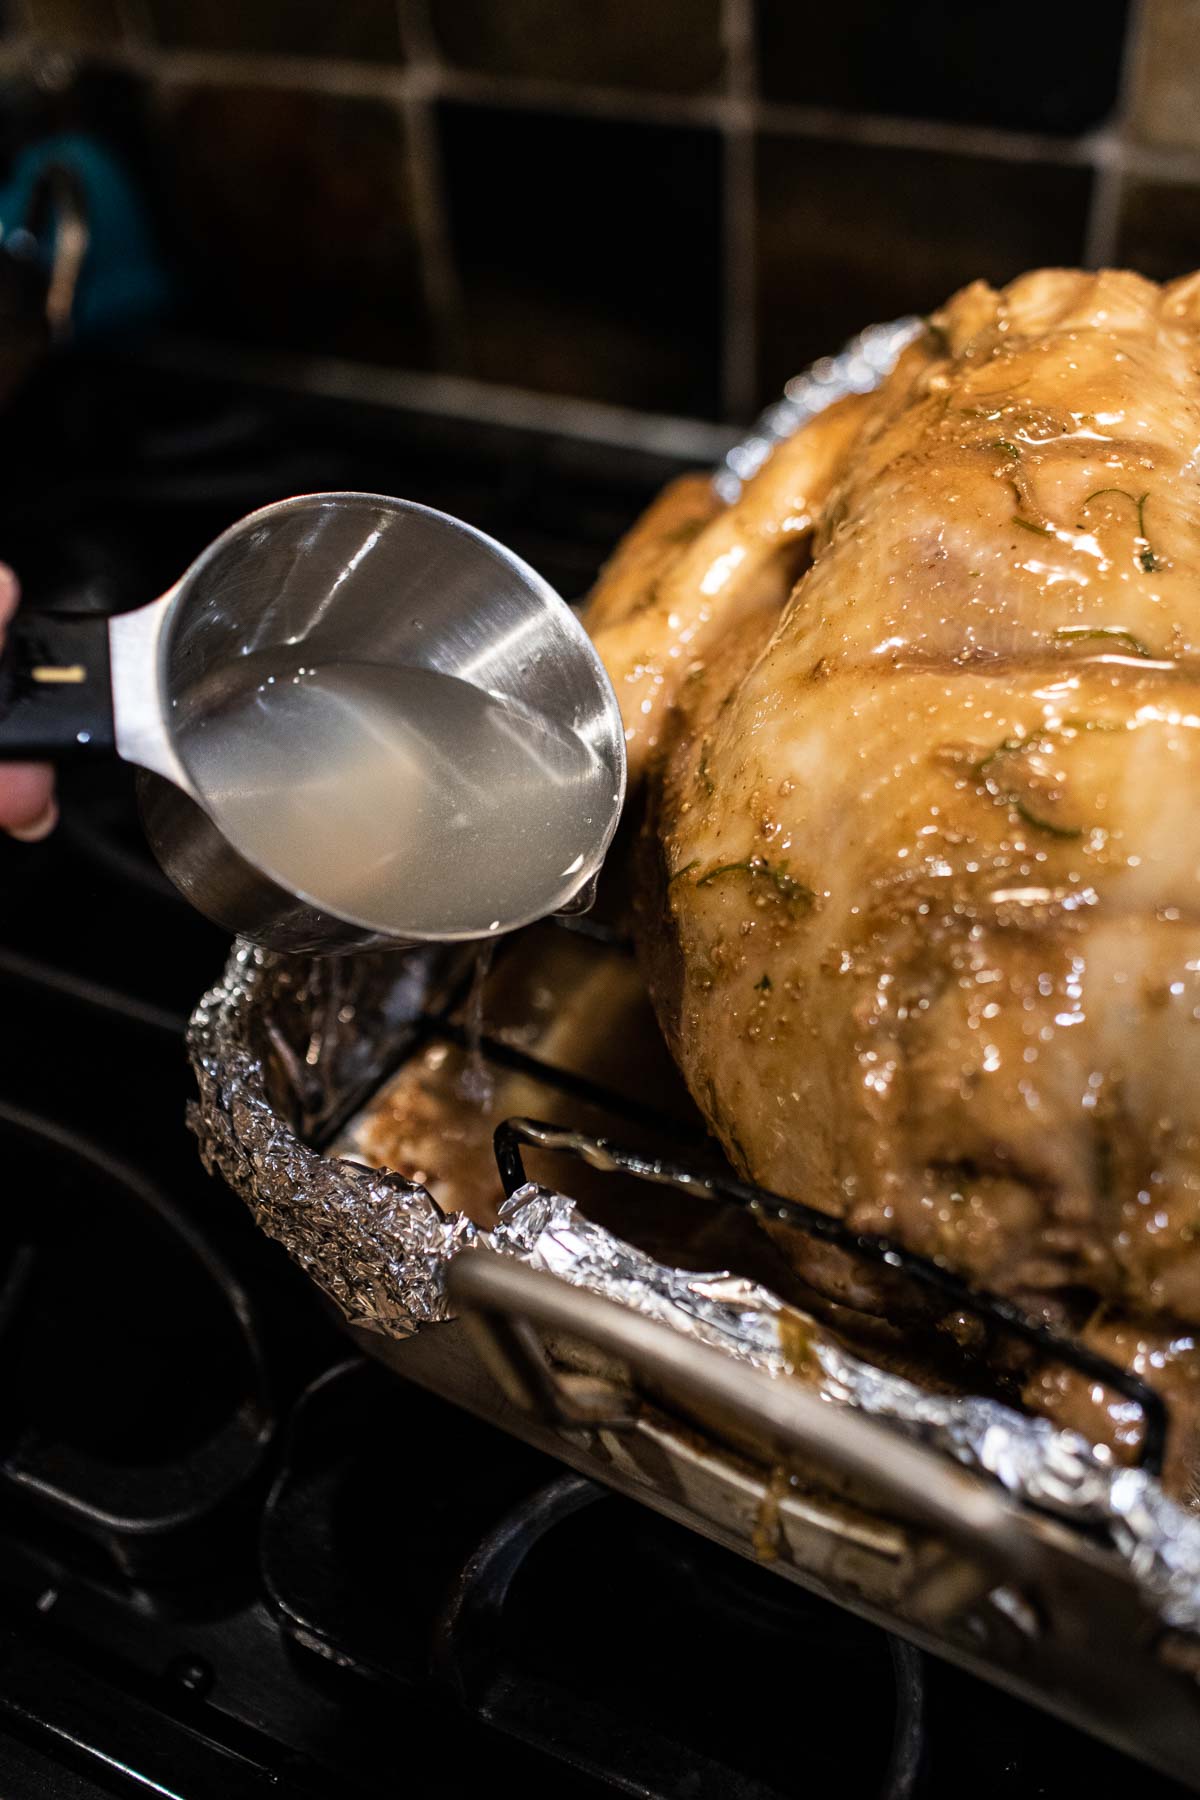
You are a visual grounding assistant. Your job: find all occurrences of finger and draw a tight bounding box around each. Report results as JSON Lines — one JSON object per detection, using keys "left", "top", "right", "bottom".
{"left": 0, "top": 562, "right": 19, "bottom": 628}
{"left": 0, "top": 565, "right": 55, "bottom": 838}
{"left": 0, "top": 763, "right": 57, "bottom": 840}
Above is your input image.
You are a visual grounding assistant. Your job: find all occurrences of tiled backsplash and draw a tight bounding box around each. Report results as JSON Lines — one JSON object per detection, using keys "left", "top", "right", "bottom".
{"left": 3, "top": 0, "right": 1199, "bottom": 428}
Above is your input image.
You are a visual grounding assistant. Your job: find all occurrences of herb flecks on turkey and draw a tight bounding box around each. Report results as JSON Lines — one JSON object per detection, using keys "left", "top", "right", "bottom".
{"left": 586, "top": 270, "right": 1200, "bottom": 1479}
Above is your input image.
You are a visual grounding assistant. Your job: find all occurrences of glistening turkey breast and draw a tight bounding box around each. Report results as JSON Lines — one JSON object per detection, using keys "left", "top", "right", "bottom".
{"left": 585, "top": 268, "right": 1200, "bottom": 1486}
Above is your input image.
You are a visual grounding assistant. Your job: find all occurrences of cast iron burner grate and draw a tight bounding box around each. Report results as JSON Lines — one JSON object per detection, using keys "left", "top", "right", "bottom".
{"left": 261, "top": 1360, "right": 925, "bottom": 1799}
{"left": 0, "top": 1100, "right": 276, "bottom": 1572}
{"left": 432, "top": 1468, "right": 925, "bottom": 1800}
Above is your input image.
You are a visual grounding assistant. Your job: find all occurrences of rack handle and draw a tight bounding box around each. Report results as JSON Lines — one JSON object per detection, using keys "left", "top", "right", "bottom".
{"left": 446, "top": 1249, "right": 1041, "bottom": 1583}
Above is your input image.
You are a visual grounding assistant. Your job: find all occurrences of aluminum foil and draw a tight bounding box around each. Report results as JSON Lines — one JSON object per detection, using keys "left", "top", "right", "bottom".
{"left": 187, "top": 316, "right": 1200, "bottom": 1638}
{"left": 713, "top": 313, "right": 923, "bottom": 503}
{"left": 188, "top": 941, "right": 479, "bottom": 1336}
{"left": 491, "top": 1180, "right": 1200, "bottom": 1634}
{"left": 189, "top": 940, "right": 1200, "bottom": 1636}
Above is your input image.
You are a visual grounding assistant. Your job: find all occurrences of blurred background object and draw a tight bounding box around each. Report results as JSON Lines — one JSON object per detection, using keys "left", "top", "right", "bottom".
{"left": 2, "top": 0, "right": 1196, "bottom": 430}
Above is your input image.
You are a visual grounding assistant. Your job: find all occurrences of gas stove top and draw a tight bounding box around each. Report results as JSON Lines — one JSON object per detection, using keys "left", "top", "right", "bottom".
{"left": 0, "top": 346, "right": 1190, "bottom": 1799}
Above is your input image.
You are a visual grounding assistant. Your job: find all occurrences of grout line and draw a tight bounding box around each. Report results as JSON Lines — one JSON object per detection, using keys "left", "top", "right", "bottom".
{"left": 719, "top": 0, "right": 757, "bottom": 421}
{"left": 399, "top": 86, "right": 468, "bottom": 367}
{"left": 394, "top": 0, "right": 438, "bottom": 65}
{"left": 394, "top": 0, "right": 467, "bottom": 369}
{"left": 1082, "top": 136, "right": 1125, "bottom": 268}
{"left": 136, "top": 334, "right": 739, "bottom": 460}
{"left": 1118, "top": 0, "right": 1152, "bottom": 147}
{"left": 99, "top": 39, "right": 418, "bottom": 96}
{"left": 96, "top": 49, "right": 1116, "bottom": 172}
{"left": 755, "top": 98, "right": 1105, "bottom": 167}
{"left": 3, "top": 37, "right": 1078, "bottom": 163}
{"left": 22, "top": 35, "right": 1200, "bottom": 193}
{"left": 1085, "top": 0, "right": 1150, "bottom": 268}
{"left": 433, "top": 62, "right": 729, "bottom": 129}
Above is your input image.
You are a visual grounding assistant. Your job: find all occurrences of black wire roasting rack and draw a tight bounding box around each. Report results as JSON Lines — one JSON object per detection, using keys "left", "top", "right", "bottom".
{"left": 492, "top": 1115, "right": 1168, "bottom": 1476}
{"left": 330, "top": 911, "right": 1170, "bottom": 1480}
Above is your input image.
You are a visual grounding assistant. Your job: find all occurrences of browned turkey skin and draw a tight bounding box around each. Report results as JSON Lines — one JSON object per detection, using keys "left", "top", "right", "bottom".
{"left": 586, "top": 268, "right": 1200, "bottom": 1484}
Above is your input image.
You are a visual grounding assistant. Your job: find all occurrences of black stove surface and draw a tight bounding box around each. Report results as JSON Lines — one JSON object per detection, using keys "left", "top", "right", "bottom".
{"left": 0, "top": 346, "right": 1190, "bottom": 1799}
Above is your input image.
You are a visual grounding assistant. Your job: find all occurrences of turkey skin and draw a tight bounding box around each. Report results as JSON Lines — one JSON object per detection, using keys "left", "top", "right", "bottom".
{"left": 587, "top": 269, "right": 1200, "bottom": 1390}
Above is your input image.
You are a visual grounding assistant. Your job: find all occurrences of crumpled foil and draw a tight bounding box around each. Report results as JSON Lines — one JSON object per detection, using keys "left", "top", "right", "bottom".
{"left": 188, "top": 941, "right": 478, "bottom": 1336}
{"left": 713, "top": 313, "right": 923, "bottom": 503}
{"left": 491, "top": 1181, "right": 1200, "bottom": 1634}
{"left": 187, "top": 316, "right": 1200, "bottom": 1638}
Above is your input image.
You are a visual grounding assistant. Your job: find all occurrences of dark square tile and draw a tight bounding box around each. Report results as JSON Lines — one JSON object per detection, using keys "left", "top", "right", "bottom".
{"left": 23, "top": 0, "right": 124, "bottom": 47}
{"left": 438, "top": 101, "right": 722, "bottom": 415}
{"left": 1114, "top": 178, "right": 1200, "bottom": 282}
{"left": 755, "top": 0, "right": 1131, "bottom": 136}
{"left": 755, "top": 136, "right": 1092, "bottom": 401}
{"left": 429, "top": 0, "right": 723, "bottom": 94}
{"left": 152, "top": 83, "right": 430, "bottom": 365}
{"left": 145, "top": 0, "right": 403, "bottom": 61}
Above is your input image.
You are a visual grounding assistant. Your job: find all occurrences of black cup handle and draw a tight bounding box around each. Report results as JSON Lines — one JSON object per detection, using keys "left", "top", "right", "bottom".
{"left": 0, "top": 609, "right": 115, "bottom": 758}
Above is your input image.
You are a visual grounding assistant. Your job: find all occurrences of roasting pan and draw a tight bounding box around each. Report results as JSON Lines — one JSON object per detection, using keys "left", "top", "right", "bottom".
{"left": 189, "top": 322, "right": 1200, "bottom": 1792}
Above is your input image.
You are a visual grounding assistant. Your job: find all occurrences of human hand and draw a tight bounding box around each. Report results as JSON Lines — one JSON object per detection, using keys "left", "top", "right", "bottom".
{"left": 0, "top": 565, "right": 56, "bottom": 840}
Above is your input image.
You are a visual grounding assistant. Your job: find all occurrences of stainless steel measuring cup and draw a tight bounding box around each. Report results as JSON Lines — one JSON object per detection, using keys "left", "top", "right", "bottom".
{"left": 0, "top": 492, "right": 627, "bottom": 952}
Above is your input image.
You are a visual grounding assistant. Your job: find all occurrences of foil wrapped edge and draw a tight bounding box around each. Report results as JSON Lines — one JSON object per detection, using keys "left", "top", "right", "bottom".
{"left": 713, "top": 314, "right": 923, "bottom": 503}
{"left": 187, "top": 941, "right": 481, "bottom": 1338}
{"left": 492, "top": 1183, "right": 1200, "bottom": 1636}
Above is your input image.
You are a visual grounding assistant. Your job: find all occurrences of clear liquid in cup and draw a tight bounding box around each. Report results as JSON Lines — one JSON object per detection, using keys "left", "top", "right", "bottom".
{"left": 177, "top": 653, "right": 609, "bottom": 937}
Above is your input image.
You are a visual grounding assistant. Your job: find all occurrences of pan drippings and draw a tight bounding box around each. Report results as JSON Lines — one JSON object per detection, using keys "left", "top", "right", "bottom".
{"left": 177, "top": 653, "right": 607, "bottom": 937}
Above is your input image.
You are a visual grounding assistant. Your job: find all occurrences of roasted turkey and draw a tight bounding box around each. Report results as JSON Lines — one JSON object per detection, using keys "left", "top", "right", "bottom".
{"left": 585, "top": 268, "right": 1200, "bottom": 1483}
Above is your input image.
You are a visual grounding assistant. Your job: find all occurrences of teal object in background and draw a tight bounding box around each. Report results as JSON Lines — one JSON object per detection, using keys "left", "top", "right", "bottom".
{"left": 0, "top": 133, "right": 171, "bottom": 338}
